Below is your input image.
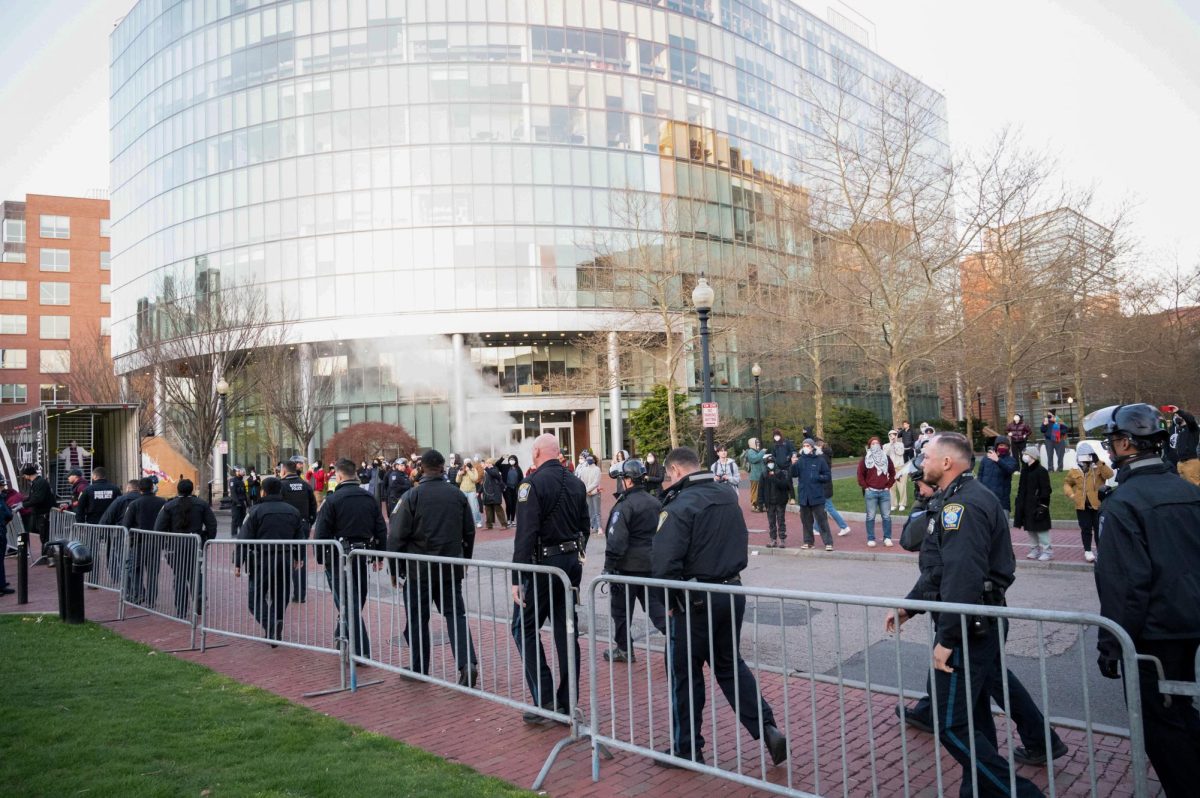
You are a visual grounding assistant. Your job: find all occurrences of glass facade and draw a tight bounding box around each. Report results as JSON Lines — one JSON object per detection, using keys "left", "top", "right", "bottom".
{"left": 109, "top": 0, "right": 947, "bottom": 455}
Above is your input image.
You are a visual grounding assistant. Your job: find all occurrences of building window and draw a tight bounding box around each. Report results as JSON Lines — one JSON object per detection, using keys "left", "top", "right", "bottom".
{"left": 100, "top": 284, "right": 111, "bottom": 303}
{"left": 0, "top": 280, "right": 27, "bottom": 300}
{"left": 40, "top": 350, "right": 70, "bottom": 374}
{"left": 40, "top": 282, "right": 70, "bottom": 306}
{"left": 100, "top": 251, "right": 111, "bottom": 269}
{"left": 0, "top": 315, "right": 27, "bottom": 334}
{"left": 40, "top": 249, "right": 70, "bottom": 272}
{"left": 100, "top": 219, "right": 111, "bottom": 237}
{"left": 39, "top": 315, "right": 69, "bottom": 339}
{"left": 1, "top": 219, "right": 24, "bottom": 243}
{"left": 39, "top": 215, "right": 70, "bottom": 239}
{"left": 100, "top": 316, "right": 111, "bottom": 336}
{"left": 0, "top": 349, "right": 27, "bottom": 369}
{"left": 40, "top": 384, "right": 69, "bottom": 404}
{"left": 1, "top": 252, "right": 26, "bottom": 263}
{"left": 0, "top": 384, "right": 27, "bottom": 404}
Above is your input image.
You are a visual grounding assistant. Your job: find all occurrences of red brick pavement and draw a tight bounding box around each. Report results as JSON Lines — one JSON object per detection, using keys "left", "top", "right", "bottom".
{"left": 5, "top": 561, "right": 1158, "bottom": 797}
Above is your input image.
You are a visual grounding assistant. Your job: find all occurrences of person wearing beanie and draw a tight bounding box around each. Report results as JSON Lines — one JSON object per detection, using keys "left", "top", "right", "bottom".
{"left": 977, "top": 436, "right": 1019, "bottom": 514}
{"left": 791, "top": 438, "right": 833, "bottom": 550}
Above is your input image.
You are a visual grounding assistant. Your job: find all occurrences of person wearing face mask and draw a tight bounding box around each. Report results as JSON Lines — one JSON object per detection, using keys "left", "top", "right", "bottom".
{"left": 1062, "top": 442, "right": 1113, "bottom": 563}
{"left": 856, "top": 436, "right": 897, "bottom": 547}
{"left": 885, "top": 431, "right": 908, "bottom": 511}
{"left": 1041, "top": 412, "right": 1067, "bottom": 472}
{"left": 759, "top": 453, "right": 792, "bottom": 547}
{"left": 744, "top": 438, "right": 766, "bottom": 512}
{"left": 609, "top": 449, "right": 629, "bottom": 497}
{"left": 575, "top": 453, "right": 603, "bottom": 539}
{"left": 977, "top": 436, "right": 1018, "bottom": 515}
{"left": 1006, "top": 413, "right": 1033, "bottom": 464}
{"left": 643, "top": 452, "right": 664, "bottom": 497}
{"left": 769, "top": 428, "right": 795, "bottom": 468}
{"left": 1013, "top": 447, "right": 1053, "bottom": 561}
{"left": 1164, "top": 406, "right": 1200, "bottom": 486}
{"left": 1091, "top": 404, "right": 1200, "bottom": 797}
{"left": 502, "top": 455, "right": 522, "bottom": 526}
{"left": 792, "top": 438, "right": 833, "bottom": 550}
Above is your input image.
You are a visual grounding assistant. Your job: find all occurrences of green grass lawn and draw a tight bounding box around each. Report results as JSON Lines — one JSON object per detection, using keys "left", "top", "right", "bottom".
{"left": 0, "top": 616, "right": 530, "bottom": 798}
{"left": 829, "top": 468, "right": 1079, "bottom": 521}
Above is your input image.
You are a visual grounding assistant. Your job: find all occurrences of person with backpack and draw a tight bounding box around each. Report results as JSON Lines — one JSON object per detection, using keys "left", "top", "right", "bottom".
{"left": 1041, "top": 412, "right": 1067, "bottom": 472}
{"left": 153, "top": 479, "right": 218, "bottom": 617}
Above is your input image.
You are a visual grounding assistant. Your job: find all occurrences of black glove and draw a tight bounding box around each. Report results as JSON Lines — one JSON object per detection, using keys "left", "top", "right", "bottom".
{"left": 1097, "top": 654, "right": 1120, "bottom": 679}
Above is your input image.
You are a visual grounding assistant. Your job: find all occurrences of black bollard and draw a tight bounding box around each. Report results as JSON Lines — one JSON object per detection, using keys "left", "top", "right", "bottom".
{"left": 16, "top": 531, "right": 28, "bottom": 604}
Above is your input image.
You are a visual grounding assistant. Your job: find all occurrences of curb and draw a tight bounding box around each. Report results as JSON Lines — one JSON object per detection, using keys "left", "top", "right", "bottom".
{"left": 748, "top": 543, "right": 1093, "bottom": 572}
{"left": 786, "top": 504, "right": 1081, "bottom": 529}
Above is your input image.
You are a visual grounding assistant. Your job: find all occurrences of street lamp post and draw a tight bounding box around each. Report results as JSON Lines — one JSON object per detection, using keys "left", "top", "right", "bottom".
{"left": 1066, "top": 396, "right": 1075, "bottom": 444}
{"left": 692, "top": 276, "right": 716, "bottom": 467}
{"left": 751, "top": 362, "right": 763, "bottom": 445}
{"left": 216, "top": 377, "right": 230, "bottom": 507}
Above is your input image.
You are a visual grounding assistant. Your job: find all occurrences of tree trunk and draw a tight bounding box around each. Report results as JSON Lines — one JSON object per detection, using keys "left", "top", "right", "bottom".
{"left": 1006, "top": 375, "right": 1018, "bottom": 430}
{"left": 665, "top": 326, "right": 679, "bottom": 448}
{"left": 888, "top": 362, "right": 908, "bottom": 428}
{"left": 811, "top": 347, "right": 825, "bottom": 439}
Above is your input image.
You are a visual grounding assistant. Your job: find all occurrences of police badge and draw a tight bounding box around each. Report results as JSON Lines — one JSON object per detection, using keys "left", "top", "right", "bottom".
{"left": 941, "top": 503, "right": 964, "bottom": 531}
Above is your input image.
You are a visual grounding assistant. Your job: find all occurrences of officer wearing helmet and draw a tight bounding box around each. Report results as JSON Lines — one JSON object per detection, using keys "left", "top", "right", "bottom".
{"left": 1089, "top": 403, "right": 1200, "bottom": 797}
{"left": 609, "top": 449, "right": 630, "bottom": 496}
{"left": 601, "top": 457, "right": 666, "bottom": 663}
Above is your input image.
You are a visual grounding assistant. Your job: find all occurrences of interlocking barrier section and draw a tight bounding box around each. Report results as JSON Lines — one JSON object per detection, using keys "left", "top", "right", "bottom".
{"left": 587, "top": 574, "right": 1150, "bottom": 798}
{"left": 48, "top": 508, "right": 76, "bottom": 542}
{"left": 70, "top": 523, "right": 128, "bottom": 596}
{"left": 346, "top": 549, "right": 588, "bottom": 790}
{"left": 123, "top": 529, "right": 203, "bottom": 649}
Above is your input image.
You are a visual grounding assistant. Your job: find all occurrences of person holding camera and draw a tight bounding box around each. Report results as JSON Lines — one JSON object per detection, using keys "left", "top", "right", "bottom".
{"left": 1062, "top": 442, "right": 1112, "bottom": 563}
{"left": 1014, "top": 447, "right": 1054, "bottom": 561}
{"left": 1041, "top": 412, "right": 1067, "bottom": 471}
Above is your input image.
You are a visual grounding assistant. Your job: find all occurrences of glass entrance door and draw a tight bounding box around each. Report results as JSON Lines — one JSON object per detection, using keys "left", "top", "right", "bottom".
{"left": 541, "top": 422, "right": 573, "bottom": 462}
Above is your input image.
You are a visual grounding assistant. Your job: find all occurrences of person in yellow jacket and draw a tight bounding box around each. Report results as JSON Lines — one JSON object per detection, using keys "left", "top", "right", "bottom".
{"left": 1063, "top": 442, "right": 1114, "bottom": 563}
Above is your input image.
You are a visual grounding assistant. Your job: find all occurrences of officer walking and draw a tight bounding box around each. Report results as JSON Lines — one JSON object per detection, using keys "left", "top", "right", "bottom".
{"left": 387, "top": 449, "right": 478, "bottom": 687}
{"left": 235, "top": 476, "right": 307, "bottom": 644}
{"left": 601, "top": 458, "right": 666, "bottom": 663}
{"left": 281, "top": 456, "right": 318, "bottom": 603}
{"left": 884, "top": 433, "right": 1042, "bottom": 797}
{"left": 314, "top": 458, "right": 386, "bottom": 658}
{"left": 122, "top": 477, "right": 167, "bottom": 605}
{"left": 76, "top": 467, "right": 122, "bottom": 581}
{"left": 1090, "top": 403, "right": 1200, "bottom": 797}
{"left": 652, "top": 446, "right": 787, "bottom": 769}
{"left": 152, "top": 479, "right": 219, "bottom": 617}
{"left": 228, "top": 466, "right": 249, "bottom": 537}
{"left": 510, "top": 433, "right": 588, "bottom": 723}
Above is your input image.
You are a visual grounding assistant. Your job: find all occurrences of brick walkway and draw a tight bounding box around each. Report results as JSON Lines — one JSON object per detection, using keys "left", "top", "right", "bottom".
{"left": 5, "top": 560, "right": 1158, "bottom": 797}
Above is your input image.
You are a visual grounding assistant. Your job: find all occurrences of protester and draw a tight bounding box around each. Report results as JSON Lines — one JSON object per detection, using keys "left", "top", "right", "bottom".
{"left": 885, "top": 430, "right": 908, "bottom": 511}
{"left": 977, "top": 436, "right": 1018, "bottom": 514}
{"left": 1167, "top": 407, "right": 1200, "bottom": 485}
{"left": 899, "top": 420, "right": 916, "bottom": 463}
{"left": 855, "top": 436, "right": 896, "bottom": 547}
{"left": 481, "top": 458, "right": 508, "bottom": 529}
{"left": 744, "top": 438, "right": 766, "bottom": 512}
{"left": 710, "top": 445, "right": 740, "bottom": 490}
{"left": 502, "top": 455, "right": 522, "bottom": 525}
{"left": 643, "top": 452, "right": 664, "bottom": 498}
{"left": 456, "top": 457, "right": 483, "bottom": 527}
{"left": 1014, "top": 448, "right": 1053, "bottom": 561}
{"left": 770, "top": 428, "right": 796, "bottom": 468}
{"left": 813, "top": 437, "right": 850, "bottom": 536}
{"left": 575, "top": 453, "right": 602, "bottom": 540}
{"left": 760, "top": 454, "right": 791, "bottom": 548}
{"left": 1006, "top": 413, "right": 1033, "bottom": 463}
{"left": 1062, "top": 442, "right": 1112, "bottom": 563}
{"left": 792, "top": 439, "right": 833, "bottom": 550}
{"left": 1041, "top": 412, "right": 1068, "bottom": 472}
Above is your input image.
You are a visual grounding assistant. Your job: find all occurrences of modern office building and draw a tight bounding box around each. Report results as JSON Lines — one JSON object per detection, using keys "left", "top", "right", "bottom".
{"left": 0, "top": 194, "right": 113, "bottom": 410}
{"left": 109, "top": 0, "right": 947, "bottom": 465}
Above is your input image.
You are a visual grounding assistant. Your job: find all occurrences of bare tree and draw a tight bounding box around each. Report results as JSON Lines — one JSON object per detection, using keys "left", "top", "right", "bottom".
{"left": 256, "top": 346, "right": 338, "bottom": 461}
{"left": 60, "top": 331, "right": 156, "bottom": 432}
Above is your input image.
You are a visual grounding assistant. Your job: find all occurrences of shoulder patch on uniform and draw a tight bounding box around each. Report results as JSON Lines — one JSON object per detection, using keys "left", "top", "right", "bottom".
{"left": 518, "top": 483, "right": 531, "bottom": 502}
{"left": 657, "top": 510, "right": 669, "bottom": 532}
{"left": 941, "top": 503, "right": 964, "bottom": 531}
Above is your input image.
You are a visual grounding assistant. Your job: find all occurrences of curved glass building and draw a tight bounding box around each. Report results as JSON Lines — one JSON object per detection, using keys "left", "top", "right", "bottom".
{"left": 110, "top": 0, "right": 946, "bottom": 462}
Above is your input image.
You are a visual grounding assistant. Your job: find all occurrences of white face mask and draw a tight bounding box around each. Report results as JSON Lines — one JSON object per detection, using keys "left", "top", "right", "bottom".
{"left": 802, "top": 447, "right": 813, "bottom": 455}
{"left": 1013, "top": 416, "right": 1020, "bottom": 423}
{"left": 767, "top": 462, "right": 775, "bottom": 470}
{"left": 1023, "top": 454, "right": 1037, "bottom": 465}
{"left": 774, "top": 436, "right": 781, "bottom": 442}
{"left": 646, "top": 455, "right": 654, "bottom": 463}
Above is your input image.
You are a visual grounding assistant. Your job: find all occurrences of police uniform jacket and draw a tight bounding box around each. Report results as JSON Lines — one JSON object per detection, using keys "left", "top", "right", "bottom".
{"left": 512, "top": 458, "right": 588, "bottom": 579}
{"left": 652, "top": 471, "right": 747, "bottom": 584}
{"left": 900, "top": 496, "right": 942, "bottom": 608}
{"left": 77, "top": 479, "right": 121, "bottom": 525}
{"left": 235, "top": 495, "right": 307, "bottom": 567}
{"left": 602, "top": 485, "right": 660, "bottom": 574}
{"left": 100, "top": 490, "right": 139, "bottom": 526}
{"left": 387, "top": 474, "right": 475, "bottom": 561}
{"left": 1095, "top": 457, "right": 1200, "bottom": 656}
{"left": 228, "top": 476, "right": 248, "bottom": 507}
{"left": 281, "top": 474, "right": 317, "bottom": 523}
{"left": 905, "top": 475, "right": 1015, "bottom": 650}
{"left": 314, "top": 480, "right": 386, "bottom": 548}
{"left": 385, "top": 469, "right": 412, "bottom": 507}
{"left": 122, "top": 493, "right": 167, "bottom": 531}
{"left": 153, "top": 496, "right": 219, "bottom": 542}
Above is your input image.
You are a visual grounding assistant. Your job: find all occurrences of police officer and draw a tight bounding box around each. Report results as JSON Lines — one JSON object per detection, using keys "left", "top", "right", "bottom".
{"left": 77, "top": 467, "right": 123, "bottom": 584}
{"left": 228, "top": 466, "right": 248, "bottom": 537}
{"left": 152, "top": 479, "right": 218, "bottom": 618}
{"left": 884, "top": 433, "right": 1042, "bottom": 797}
{"left": 510, "top": 433, "right": 588, "bottom": 723}
{"left": 652, "top": 446, "right": 787, "bottom": 768}
{"left": 314, "top": 458, "right": 386, "bottom": 658}
{"left": 281, "top": 456, "right": 318, "bottom": 602}
{"left": 1091, "top": 404, "right": 1200, "bottom": 797}
{"left": 387, "top": 449, "right": 478, "bottom": 687}
{"left": 385, "top": 459, "right": 412, "bottom": 514}
{"left": 122, "top": 477, "right": 167, "bottom": 605}
{"left": 601, "top": 458, "right": 666, "bottom": 663}
{"left": 235, "top": 476, "right": 307, "bottom": 644}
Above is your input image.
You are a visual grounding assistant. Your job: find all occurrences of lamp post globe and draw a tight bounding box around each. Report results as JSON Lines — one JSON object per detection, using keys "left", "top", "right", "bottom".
{"left": 751, "top": 363, "right": 763, "bottom": 446}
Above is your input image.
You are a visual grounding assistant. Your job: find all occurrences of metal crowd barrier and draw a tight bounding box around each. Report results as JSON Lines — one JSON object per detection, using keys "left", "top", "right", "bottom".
{"left": 70, "top": 524, "right": 128, "bottom": 595}
{"left": 586, "top": 574, "right": 1150, "bottom": 798}
{"left": 346, "top": 549, "right": 586, "bottom": 790}
{"left": 199, "top": 539, "right": 347, "bottom": 693}
{"left": 5, "top": 512, "right": 22, "bottom": 552}
{"left": 123, "top": 529, "right": 204, "bottom": 648}
{"left": 49, "top": 508, "right": 76, "bottom": 541}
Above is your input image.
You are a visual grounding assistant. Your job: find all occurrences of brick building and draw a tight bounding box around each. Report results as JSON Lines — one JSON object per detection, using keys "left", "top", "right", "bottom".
{"left": 0, "top": 194, "right": 111, "bottom": 409}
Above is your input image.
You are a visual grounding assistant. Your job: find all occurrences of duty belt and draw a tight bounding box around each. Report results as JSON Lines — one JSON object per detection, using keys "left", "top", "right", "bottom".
{"left": 539, "top": 540, "right": 580, "bottom": 559}
{"left": 695, "top": 575, "right": 742, "bottom": 586}
{"left": 337, "top": 538, "right": 370, "bottom": 550}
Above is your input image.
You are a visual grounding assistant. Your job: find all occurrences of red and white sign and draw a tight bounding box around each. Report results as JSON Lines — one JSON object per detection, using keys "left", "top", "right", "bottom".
{"left": 701, "top": 402, "right": 719, "bottom": 428}
{"left": 218, "top": 440, "right": 229, "bottom": 455}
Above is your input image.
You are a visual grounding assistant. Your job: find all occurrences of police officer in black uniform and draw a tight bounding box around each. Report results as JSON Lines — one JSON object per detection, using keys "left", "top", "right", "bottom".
{"left": 885, "top": 433, "right": 1042, "bottom": 797}
{"left": 385, "top": 459, "right": 412, "bottom": 514}
{"left": 388, "top": 449, "right": 478, "bottom": 686}
{"left": 152, "top": 479, "right": 219, "bottom": 618}
{"left": 652, "top": 446, "right": 787, "bottom": 768}
{"left": 77, "top": 467, "right": 123, "bottom": 584}
{"left": 228, "top": 466, "right": 248, "bottom": 537}
{"left": 601, "top": 458, "right": 666, "bottom": 663}
{"left": 510, "top": 433, "right": 588, "bottom": 723}
{"left": 281, "top": 456, "right": 318, "bottom": 602}
{"left": 235, "top": 476, "right": 307, "bottom": 644}
{"left": 314, "top": 458, "right": 386, "bottom": 658}
{"left": 1091, "top": 403, "right": 1200, "bottom": 797}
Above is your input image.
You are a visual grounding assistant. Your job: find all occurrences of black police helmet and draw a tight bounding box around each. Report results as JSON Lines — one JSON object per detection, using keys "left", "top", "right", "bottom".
{"left": 902, "top": 450, "right": 926, "bottom": 482}
{"left": 619, "top": 458, "right": 647, "bottom": 483}
{"left": 1085, "top": 404, "right": 1169, "bottom": 444}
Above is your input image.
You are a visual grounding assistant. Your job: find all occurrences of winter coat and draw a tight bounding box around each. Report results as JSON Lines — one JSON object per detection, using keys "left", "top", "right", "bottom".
{"left": 746, "top": 448, "right": 766, "bottom": 481}
{"left": 977, "top": 454, "right": 1018, "bottom": 509}
{"left": 1013, "top": 462, "right": 1052, "bottom": 532}
{"left": 1006, "top": 421, "right": 1033, "bottom": 443}
{"left": 820, "top": 450, "right": 836, "bottom": 499}
{"left": 790, "top": 452, "right": 830, "bottom": 507}
{"left": 884, "top": 440, "right": 905, "bottom": 470}
{"left": 759, "top": 466, "right": 792, "bottom": 506}
{"left": 481, "top": 465, "right": 505, "bottom": 505}
{"left": 1063, "top": 462, "right": 1114, "bottom": 511}
{"left": 456, "top": 464, "right": 481, "bottom": 494}
{"left": 856, "top": 456, "right": 896, "bottom": 491}
{"left": 770, "top": 437, "right": 796, "bottom": 465}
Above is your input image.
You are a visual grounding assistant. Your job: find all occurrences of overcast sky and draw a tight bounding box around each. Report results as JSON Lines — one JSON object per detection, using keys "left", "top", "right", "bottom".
{"left": 1, "top": 0, "right": 1197, "bottom": 264}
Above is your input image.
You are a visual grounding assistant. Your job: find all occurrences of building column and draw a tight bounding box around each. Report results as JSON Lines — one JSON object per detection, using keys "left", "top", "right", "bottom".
{"left": 298, "top": 343, "right": 316, "bottom": 462}
{"left": 451, "top": 333, "right": 468, "bottom": 452}
{"left": 608, "top": 331, "right": 622, "bottom": 458}
{"left": 118, "top": 374, "right": 131, "bottom": 404}
{"left": 153, "top": 367, "right": 166, "bottom": 436}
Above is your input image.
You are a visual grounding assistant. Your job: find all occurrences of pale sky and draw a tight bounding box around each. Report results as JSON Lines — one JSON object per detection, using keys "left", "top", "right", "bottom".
{"left": 1, "top": 0, "right": 1197, "bottom": 264}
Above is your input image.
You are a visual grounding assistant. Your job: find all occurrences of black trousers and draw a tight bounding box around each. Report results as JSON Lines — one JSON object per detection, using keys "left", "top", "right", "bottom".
{"left": 404, "top": 562, "right": 477, "bottom": 673}
{"left": 511, "top": 552, "right": 581, "bottom": 712}
{"left": 765, "top": 504, "right": 787, "bottom": 540}
{"left": 326, "top": 555, "right": 370, "bottom": 659}
{"left": 800, "top": 504, "right": 832, "bottom": 546}
{"left": 932, "top": 633, "right": 1042, "bottom": 797}
{"left": 503, "top": 488, "right": 517, "bottom": 521}
{"left": 129, "top": 539, "right": 164, "bottom": 605}
{"left": 230, "top": 503, "right": 246, "bottom": 538}
{"left": 291, "top": 545, "right": 308, "bottom": 601}
{"left": 1131, "top": 638, "right": 1200, "bottom": 797}
{"left": 104, "top": 529, "right": 125, "bottom": 583}
{"left": 610, "top": 573, "right": 667, "bottom": 650}
{"left": 31, "top": 512, "right": 50, "bottom": 555}
{"left": 167, "top": 547, "right": 199, "bottom": 617}
{"left": 1076, "top": 508, "right": 1099, "bottom": 552}
{"left": 248, "top": 558, "right": 290, "bottom": 639}
{"left": 1012, "top": 440, "right": 1028, "bottom": 463}
{"left": 668, "top": 591, "right": 775, "bottom": 756}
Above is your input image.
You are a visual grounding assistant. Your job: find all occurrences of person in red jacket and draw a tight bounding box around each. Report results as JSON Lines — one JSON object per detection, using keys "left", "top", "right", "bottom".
{"left": 856, "top": 436, "right": 896, "bottom": 546}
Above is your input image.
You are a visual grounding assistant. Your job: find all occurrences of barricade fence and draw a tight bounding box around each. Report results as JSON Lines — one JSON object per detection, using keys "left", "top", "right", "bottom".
{"left": 123, "top": 529, "right": 203, "bottom": 648}
{"left": 346, "top": 549, "right": 584, "bottom": 789}
{"left": 49, "top": 509, "right": 76, "bottom": 542}
{"left": 586, "top": 574, "right": 1149, "bottom": 798}
{"left": 5, "top": 512, "right": 23, "bottom": 552}
{"left": 71, "top": 524, "right": 128, "bottom": 596}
